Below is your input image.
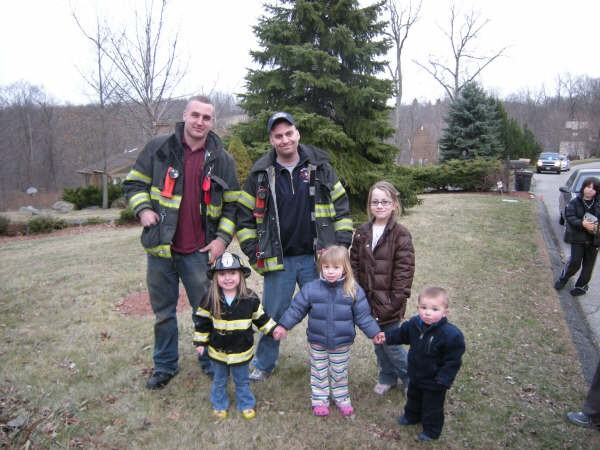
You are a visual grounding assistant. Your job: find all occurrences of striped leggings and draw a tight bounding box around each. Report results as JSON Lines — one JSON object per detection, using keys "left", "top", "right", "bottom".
{"left": 309, "top": 344, "right": 352, "bottom": 408}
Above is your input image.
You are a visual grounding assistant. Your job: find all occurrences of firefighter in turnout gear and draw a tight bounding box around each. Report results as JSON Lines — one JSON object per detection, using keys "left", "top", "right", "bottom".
{"left": 124, "top": 96, "right": 240, "bottom": 389}
{"left": 237, "top": 111, "right": 353, "bottom": 381}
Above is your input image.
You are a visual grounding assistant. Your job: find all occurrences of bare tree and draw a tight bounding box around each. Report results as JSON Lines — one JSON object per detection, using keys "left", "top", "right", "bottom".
{"left": 72, "top": 12, "right": 116, "bottom": 208}
{"left": 102, "top": 0, "right": 185, "bottom": 138}
{"left": 414, "top": 4, "right": 506, "bottom": 101}
{"left": 384, "top": 0, "right": 422, "bottom": 146}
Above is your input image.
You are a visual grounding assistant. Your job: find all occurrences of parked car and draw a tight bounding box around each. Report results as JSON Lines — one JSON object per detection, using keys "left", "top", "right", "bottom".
{"left": 536, "top": 152, "right": 562, "bottom": 174}
{"left": 558, "top": 167, "right": 600, "bottom": 224}
{"left": 559, "top": 155, "right": 571, "bottom": 172}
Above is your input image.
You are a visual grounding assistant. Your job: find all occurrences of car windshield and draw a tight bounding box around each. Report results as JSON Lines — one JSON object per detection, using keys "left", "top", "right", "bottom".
{"left": 571, "top": 171, "right": 600, "bottom": 191}
{"left": 540, "top": 153, "right": 560, "bottom": 160}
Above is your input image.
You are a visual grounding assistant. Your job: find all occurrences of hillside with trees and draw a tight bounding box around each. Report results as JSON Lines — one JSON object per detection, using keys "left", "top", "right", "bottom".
{"left": 1, "top": 0, "right": 599, "bottom": 210}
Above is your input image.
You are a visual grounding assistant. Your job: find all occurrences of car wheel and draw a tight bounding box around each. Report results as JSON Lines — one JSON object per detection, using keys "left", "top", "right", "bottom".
{"left": 537, "top": 169, "right": 541, "bottom": 174}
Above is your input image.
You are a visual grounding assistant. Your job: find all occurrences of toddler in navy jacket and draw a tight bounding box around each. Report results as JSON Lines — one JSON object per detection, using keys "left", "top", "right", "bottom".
{"left": 378, "top": 286, "right": 465, "bottom": 441}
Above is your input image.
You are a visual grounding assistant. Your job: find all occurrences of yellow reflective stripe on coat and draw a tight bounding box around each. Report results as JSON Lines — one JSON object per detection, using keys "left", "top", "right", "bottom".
{"left": 252, "top": 304, "right": 268, "bottom": 321}
{"left": 195, "top": 307, "right": 211, "bottom": 319}
{"left": 144, "top": 244, "right": 171, "bottom": 258}
{"left": 129, "top": 191, "right": 151, "bottom": 210}
{"left": 193, "top": 331, "right": 209, "bottom": 344}
{"left": 126, "top": 169, "right": 152, "bottom": 184}
{"left": 331, "top": 181, "right": 346, "bottom": 202}
{"left": 150, "top": 187, "right": 181, "bottom": 208}
{"left": 251, "top": 257, "right": 283, "bottom": 274}
{"left": 258, "top": 318, "right": 277, "bottom": 334}
{"left": 212, "top": 317, "right": 252, "bottom": 332}
{"left": 315, "top": 202, "right": 335, "bottom": 218}
{"left": 238, "top": 191, "right": 255, "bottom": 210}
{"left": 223, "top": 190, "right": 240, "bottom": 203}
{"left": 334, "top": 217, "right": 353, "bottom": 232}
{"left": 236, "top": 227, "right": 257, "bottom": 244}
{"left": 208, "top": 345, "right": 254, "bottom": 365}
{"left": 206, "top": 203, "right": 222, "bottom": 218}
{"left": 218, "top": 217, "right": 235, "bottom": 237}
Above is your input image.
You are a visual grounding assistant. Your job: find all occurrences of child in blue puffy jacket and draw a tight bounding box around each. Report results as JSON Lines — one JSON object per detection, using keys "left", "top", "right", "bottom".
{"left": 273, "top": 245, "right": 383, "bottom": 417}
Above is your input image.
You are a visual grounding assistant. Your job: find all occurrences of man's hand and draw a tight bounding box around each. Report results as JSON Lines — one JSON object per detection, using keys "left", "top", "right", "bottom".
{"left": 200, "top": 238, "right": 226, "bottom": 264}
{"left": 139, "top": 209, "right": 159, "bottom": 227}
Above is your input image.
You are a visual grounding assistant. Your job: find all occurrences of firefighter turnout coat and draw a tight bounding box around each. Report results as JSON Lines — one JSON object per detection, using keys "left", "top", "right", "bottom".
{"left": 237, "top": 144, "right": 353, "bottom": 273}
{"left": 123, "top": 123, "right": 239, "bottom": 258}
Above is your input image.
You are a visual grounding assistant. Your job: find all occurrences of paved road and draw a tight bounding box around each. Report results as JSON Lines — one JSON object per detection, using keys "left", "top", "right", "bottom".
{"left": 533, "top": 163, "right": 600, "bottom": 382}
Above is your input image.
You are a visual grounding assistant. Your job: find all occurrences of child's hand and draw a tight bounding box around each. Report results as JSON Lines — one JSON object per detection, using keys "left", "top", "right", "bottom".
{"left": 196, "top": 346, "right": 205, "bottom": 356}
{"left": 273, "top": 325, "right": 287, "bottom": 341}
{"left": 373, "top": 332, "right": 386, "bottom": 344}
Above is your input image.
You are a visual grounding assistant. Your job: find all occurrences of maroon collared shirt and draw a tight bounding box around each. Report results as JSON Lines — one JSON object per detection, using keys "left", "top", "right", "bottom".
{"left": 171, "top": 142, "right": 206, "bottom": 254}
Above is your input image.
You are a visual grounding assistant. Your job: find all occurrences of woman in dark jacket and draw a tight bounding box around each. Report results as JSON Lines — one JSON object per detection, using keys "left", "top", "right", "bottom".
{"left": 555, "top": 177, "right": 600, "bottom": 296}
{"left": 350, "top": 181, "right": 415, "bottom": 395}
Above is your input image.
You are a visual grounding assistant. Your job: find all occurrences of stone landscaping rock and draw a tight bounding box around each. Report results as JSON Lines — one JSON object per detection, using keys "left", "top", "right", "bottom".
{"left": 52, "top": 201, "right": 75, "bottom": 213}
{"left": 19, "top": 205, "right": 40, "bottom": 214}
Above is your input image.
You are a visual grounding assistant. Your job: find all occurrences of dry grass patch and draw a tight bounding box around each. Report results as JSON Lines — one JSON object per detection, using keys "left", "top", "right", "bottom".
{"left": 1, "top": 194, "right": 598, "bottom": 449}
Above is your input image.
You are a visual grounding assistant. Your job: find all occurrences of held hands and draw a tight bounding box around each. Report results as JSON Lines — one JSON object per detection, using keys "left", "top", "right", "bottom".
{"left": 196, "top": 346, "right": 205, "bottom": 356}
{"left": 373, "top": 332, "right": 386, "bottom": 344}
{"left": 272, "top": 325, "right": 287, "bottom": 341}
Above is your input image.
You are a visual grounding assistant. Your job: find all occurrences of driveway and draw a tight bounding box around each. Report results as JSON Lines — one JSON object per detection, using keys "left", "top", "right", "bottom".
{"left": 533, "top": 164, "right": 600, "bottom": 382}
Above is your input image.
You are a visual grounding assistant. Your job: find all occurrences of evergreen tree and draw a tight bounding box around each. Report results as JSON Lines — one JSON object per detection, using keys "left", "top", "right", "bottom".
{"left": 227, "top": 137, "right": 253, "bottom": 187}
{"left": 439, "top": 82, "right": 503, "bottom": 161}
{"left": 234, "top": 0, "right": 396, "bottom": 195}
{"left": 522, "top": 124, "right": 542, "bottom": 160}
{"left": 495, "top": 99, "right": 524, "bottom": 160}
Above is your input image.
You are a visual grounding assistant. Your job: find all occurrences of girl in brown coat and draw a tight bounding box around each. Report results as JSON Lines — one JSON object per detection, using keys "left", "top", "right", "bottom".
{"left": 350, "top": 181, "right": 415, "bottom": 395}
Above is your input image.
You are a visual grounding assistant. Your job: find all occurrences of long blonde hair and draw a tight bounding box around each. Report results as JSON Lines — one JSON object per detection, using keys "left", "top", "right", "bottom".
{"left": 206, "top": 271, "right": 250, "bottom": 320}
{"left": 366, "top": 180, "right": 401, "bottom": 222}
{"left": 317, "top": 245, "right": 357, "bottom": 300}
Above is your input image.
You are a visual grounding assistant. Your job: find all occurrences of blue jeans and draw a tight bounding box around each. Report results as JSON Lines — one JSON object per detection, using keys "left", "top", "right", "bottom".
{"left": 374, "top": 321, "right": 409, "bottom": 386}
{"left": 146, "top": 251, "right": 210, "bottom": 375}
{"left": 253, "top": 254, "right": 318, "bottom": 373}
{"left": 211, "top": 361, "right": 255, "bottom": 411}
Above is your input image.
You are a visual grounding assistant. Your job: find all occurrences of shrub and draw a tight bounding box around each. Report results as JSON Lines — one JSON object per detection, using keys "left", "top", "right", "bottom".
{"left": 116, "top": 208, "right": 137, "bottom": 225}
{"left": 0, "top": 215, "right": 9, "bottom": 235}
{"left": 411, "top": 158, "right": 503, "bottom": 192}
{"left": 63, "top": 184, "right": 124, "bottom": 209}
{"left": 85, "top": 217, "right": 106, "bottom": 225}
{"left": 27, "top": 216, "right": 67, "bottom": 234}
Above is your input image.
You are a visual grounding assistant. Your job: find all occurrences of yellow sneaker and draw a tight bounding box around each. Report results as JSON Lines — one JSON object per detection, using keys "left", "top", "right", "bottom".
{"left": 212, "top": 409, "right": 227, "bottom": 419}
{"left": 242, "top": 409, "right": 256, "bottom": 420}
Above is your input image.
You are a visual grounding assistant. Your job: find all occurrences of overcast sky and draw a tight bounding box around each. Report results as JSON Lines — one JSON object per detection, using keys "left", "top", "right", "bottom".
{"left": 1, "top": 0, "right": 599, "bottom": 105}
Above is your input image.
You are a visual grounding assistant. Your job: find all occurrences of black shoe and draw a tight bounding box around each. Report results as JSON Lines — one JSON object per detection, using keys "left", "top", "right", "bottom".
{"left": 397, "top": 415, "right": 417, "bottom": 426}
{"left": 570, "top": 287, "right": 587, "bottom": 297}
{"left": 418, "top": 432, "right": 437, "bottom": 441}
{"left": 567, "top": 411, "right": 591, "bottom": 427}
{"left": 146, "top": 370, "right": 177, "bottom": 389}
{"left": 554, "top": 279, "right": 566, "bottom": 290}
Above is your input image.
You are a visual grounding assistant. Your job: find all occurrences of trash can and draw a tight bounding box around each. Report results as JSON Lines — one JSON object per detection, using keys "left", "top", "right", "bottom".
{"left": 515, "top": 169, "right": 533, "bottom": 192}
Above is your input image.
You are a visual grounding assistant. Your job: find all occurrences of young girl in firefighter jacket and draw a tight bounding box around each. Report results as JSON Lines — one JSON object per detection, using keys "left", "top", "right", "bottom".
{"left": 193, "top": 252, "right": 279, "bottom": 420}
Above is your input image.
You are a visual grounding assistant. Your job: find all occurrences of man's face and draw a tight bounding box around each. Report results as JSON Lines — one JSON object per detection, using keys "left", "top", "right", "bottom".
{"left": 269, "top": 121, "right": 300, "bottom": 161}
{"left": 183, "top": 100, "right": 214, "bottom": 145}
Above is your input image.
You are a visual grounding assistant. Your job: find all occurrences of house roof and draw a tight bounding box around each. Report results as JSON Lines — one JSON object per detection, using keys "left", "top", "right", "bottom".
{"left": 78, "top": 148, "right": 140, "bottom": 175}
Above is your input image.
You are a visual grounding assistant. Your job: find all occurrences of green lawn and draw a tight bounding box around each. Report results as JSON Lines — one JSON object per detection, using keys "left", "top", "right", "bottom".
{"left": 1, "top": 193, "right": 598, "bottom": 449}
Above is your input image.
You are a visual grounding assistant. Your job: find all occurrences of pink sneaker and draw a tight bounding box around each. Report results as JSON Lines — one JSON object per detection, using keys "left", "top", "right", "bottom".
{"left": 313, "top": 405, "right": 330, "bottom": 416}
{"left": 339, "top": 405, "right": 354, "bottom": 416}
